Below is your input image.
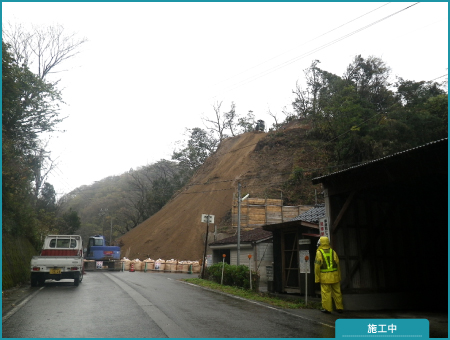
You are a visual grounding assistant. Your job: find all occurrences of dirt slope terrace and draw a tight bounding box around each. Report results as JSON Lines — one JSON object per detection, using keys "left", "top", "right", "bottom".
{"left": 118, "top": 122, "right": 320, "bottom": 261}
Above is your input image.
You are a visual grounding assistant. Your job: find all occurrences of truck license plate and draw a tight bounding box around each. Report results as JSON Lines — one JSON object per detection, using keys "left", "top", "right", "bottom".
{"left": 50, "top": 268, "right": 61, "bottom": 274}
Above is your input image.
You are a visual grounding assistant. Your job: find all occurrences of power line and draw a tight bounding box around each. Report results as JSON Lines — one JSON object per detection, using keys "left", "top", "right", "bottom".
{"left": 430, "top": 74, "right": 448, "bottom": 82}
{"left": 214, "top": 3, "right": 420, "bottom": 97}
{"left": 212, "top": 2, "right": 392, "bottom": 89}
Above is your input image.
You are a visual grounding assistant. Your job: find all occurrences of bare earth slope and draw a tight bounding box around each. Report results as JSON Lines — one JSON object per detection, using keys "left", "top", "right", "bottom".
{"left": 119, "top": 124, "right": 317, "bottom": 261}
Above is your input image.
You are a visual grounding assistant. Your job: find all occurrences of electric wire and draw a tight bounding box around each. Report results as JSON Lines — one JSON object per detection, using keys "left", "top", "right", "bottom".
{"left": 212, "top": 2, "right": 391, "bottom": 88}
{"left": 214, "top": 3, "right": 420, "bottom": 97}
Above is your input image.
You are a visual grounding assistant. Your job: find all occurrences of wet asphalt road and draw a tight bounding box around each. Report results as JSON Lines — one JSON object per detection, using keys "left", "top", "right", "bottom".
{"left": 2, "top": 271, "right": 335, "bottom": 338}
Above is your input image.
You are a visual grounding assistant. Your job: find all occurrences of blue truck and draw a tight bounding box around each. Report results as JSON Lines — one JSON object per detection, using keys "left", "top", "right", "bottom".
{"left": 84, "top": 235, "right": 121, "bottom": 271}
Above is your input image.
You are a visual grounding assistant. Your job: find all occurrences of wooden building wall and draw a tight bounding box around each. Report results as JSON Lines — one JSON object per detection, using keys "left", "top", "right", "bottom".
{"left": 319, "top": 139, "right": 448, "bottom": 310}
{"left": 231, "top": 198, "right": 311, "bottom": 228}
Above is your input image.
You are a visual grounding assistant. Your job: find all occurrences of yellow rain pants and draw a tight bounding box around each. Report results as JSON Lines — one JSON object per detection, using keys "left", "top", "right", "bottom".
{"left": 320, "top": 282, "right": 344, "bottom": 312}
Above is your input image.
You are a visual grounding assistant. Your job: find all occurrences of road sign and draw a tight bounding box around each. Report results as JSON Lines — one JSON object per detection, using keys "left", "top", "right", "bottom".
{"left": 299, "top": 250, "right": 310, "bottom": 273}
{"left": 201, "top": 214, "right": 215, "bottom": 223}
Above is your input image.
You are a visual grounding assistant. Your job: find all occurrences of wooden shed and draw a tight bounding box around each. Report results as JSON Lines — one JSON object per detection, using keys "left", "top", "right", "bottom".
{"left": 263, "top": 204, "right": 325, "bottom": 296}
{"left": 311, "top": 138, "right": 447, "bottom": 310}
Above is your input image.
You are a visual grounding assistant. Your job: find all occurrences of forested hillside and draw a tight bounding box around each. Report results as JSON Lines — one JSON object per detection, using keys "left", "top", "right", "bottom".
{"left": 3, "top": 40, "right": 447, "bottom": 287}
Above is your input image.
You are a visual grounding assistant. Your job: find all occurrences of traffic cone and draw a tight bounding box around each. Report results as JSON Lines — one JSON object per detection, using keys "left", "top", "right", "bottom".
{"left": 130, "top": 262, "right": 135, "bottom": 272}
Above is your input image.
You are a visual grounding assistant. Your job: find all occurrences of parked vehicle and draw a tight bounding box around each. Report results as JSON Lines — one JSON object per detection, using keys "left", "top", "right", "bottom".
{"left": 30, "top": 235, "right": 84, "bottom": 286}
{"left": 255, "top": 119, "right": 265, "bottom": 131}
{"left": 84, "top": 235, "right": 121, "bottom": 270}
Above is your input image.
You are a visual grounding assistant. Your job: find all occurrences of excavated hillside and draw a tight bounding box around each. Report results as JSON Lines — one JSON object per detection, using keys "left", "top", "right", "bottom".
{"left": 118, "top": 122, "right": 325, "bottom": 261}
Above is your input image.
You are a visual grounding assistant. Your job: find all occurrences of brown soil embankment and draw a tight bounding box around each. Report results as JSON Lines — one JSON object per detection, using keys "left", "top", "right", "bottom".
{"left": 119, "top": 124, "right": 321, "bottom": 261}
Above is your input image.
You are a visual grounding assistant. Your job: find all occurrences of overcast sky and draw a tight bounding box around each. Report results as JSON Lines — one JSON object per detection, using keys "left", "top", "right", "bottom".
{"left": 2, "top": 2, "right": 448, "bottom": 197}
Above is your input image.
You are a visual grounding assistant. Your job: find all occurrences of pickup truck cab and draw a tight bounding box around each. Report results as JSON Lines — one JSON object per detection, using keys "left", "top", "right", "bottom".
{"left": 30, "top": 235, "right": 84, "bottom": 287}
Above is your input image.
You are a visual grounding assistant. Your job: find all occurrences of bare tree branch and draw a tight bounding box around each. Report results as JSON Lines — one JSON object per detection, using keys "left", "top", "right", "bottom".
{"left": 2, "top": 22, "right": 87, "bottom": 81}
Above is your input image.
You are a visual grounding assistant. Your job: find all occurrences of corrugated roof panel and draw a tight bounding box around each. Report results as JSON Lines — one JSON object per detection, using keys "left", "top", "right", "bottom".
{"left": 312, "top": 138, "right": 448, "bottom": 184}
{"left": 289, "top": 204, "right": 326, "bottom": 224}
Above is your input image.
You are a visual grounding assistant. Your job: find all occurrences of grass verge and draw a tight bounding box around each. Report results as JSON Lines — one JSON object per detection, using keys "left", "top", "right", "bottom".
{"left": 182, "top": 278, "right": 321, "bottom": 310}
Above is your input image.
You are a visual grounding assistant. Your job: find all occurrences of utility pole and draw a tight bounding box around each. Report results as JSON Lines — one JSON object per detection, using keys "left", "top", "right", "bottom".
{"left": 200, "top": 214, "right": 214, "bottom": 279}
{"left": 237, "top": 183, "right": 241, "bottom": 266}
{"left": 202, "top": 216, "right": 210, "bottom": 279}
{"left": 236, "top": 183, "right": 249, "bottom": 266}
{"left": 110, "top": 217, "right": 113, "bottom": 245}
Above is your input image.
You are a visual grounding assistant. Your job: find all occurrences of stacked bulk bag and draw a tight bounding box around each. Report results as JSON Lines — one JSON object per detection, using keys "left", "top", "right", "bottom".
{"left": 177, "top": 261, "right": 190, "bottom": 273}
{"left": 154, "top": 259, "right": 165, "bottom": 271}
{"left": 121, "top": 257, "right": 131, "bottom": 271}
{"left": 165, "top": 259, "right": 177, "bottom": 272}
{"left": 131, "top": 259, "right": 143, "bottom": 271}
{"left": 192, "top": 261, "right": 201, "bottom": 273}
{"left": 143, "top": 258, "right": 155, "bottom": 271}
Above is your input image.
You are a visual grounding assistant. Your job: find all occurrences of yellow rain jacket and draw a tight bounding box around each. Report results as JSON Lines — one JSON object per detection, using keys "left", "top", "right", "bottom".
{"left": 314, "top": 236, "right": 341, "bottom": 284}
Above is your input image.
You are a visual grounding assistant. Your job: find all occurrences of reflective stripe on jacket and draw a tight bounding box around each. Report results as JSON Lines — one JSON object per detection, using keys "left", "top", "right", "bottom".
{"left": 319, "top": 249, "right": 338, "bottom": 273}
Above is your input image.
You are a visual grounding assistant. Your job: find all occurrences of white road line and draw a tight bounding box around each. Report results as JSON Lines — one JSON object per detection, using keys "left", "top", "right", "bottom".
{"left": 2, "top": 287, "right": 44, "bottom": 323}
{"left": 181, "top": 281, "right": 335, "bottom": 329}
{"left": 104, "top": 273, "right": 190, "bottom": 338}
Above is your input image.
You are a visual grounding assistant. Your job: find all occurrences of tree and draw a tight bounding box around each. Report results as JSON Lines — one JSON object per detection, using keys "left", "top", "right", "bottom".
{"left": 36, "top": 182, "right": 57, "bottom": 212}
{"left": 2, "top": 22, "right": 87, "bottom": 81}
{"left": 224, "top": 102, "right": 238, "bottom": 137}
{"left": 56, "top": 208, "right": 81, "bottom": 235}
{"left": 292, "top": 55, "right": 447, "bottom": 167}
{"left": 266, "top": 108, "right": 282, "bottom": 131}
{"left": 2, "top": 42, "right": 64, "bottom": 241}
{"left": 237, "top": 110, "right": 256, "bottom": 132}
{"left": 3, "top": 22, "right": 86, "bottom": 200}
{"left": 172, "top": 127, "right": 218, "bottom": 172}
{"left": 202, "top": 101, "right": 229, "bottom": 142}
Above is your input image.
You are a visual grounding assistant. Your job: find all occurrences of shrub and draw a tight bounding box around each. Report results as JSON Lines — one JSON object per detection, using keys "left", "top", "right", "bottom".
{"left": 205, "top": 263, "right": 259, "bottom": 291}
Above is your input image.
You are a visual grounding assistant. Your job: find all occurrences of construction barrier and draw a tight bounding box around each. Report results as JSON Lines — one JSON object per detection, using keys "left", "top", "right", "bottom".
{"left": 121, "top": 257, "right": 200, "bottom": 274}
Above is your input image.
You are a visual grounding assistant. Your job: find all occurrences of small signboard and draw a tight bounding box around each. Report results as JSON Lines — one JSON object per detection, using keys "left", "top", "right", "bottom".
{"left": 96, "top": 261, "right": 103, "bottom": 269}
{"left": 266, "top": 265, "right": 273, "bottom": 281}
{"left": 206, "top": 254, "right": 213, "bottom": 267}
{"left": 299, "top": 250, "right": 310, "bottom": 273}
{"left": 319, "top": 217, "right": 330, "bottom": 240}
{"left": 299, "top": 239, "right": 311, "bottom": 245}
{"left": 201, "top": 214, "right": 215, "bottom": 223}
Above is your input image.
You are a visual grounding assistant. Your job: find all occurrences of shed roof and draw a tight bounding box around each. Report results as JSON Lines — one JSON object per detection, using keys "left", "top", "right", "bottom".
{"left": 209, "top": 228, "right": 272, "bottom": 246}
{"left": 312, "top": 138, "right": 448, "bottom": 184}
{"left": 289, "top": 203, "right": 325, "bottom": 224}
{"left": 262, "top": 204, "right": 324, "bottom": 232}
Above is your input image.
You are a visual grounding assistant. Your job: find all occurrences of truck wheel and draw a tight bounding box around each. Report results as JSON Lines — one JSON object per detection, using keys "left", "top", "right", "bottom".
{"left": 74, "top": 278, "right": 80, "bottom": 286}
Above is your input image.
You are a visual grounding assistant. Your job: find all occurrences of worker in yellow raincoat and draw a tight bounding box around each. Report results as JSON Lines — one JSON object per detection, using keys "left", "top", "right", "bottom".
{"left": 314, "top": 236, "right": 344, "bottom": 314}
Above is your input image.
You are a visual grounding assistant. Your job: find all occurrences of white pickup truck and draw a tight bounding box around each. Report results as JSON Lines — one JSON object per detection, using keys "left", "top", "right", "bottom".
{"left": 30, "top": 235, "right": 84, "bottom": 287}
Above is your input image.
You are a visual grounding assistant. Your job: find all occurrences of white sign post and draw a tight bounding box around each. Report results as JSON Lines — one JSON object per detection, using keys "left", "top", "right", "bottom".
{"left": 201, "top": 214, "right": 215, "bottom": 279}
{"left": 299, "top": 250, "right": 310, "bottom": 306}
